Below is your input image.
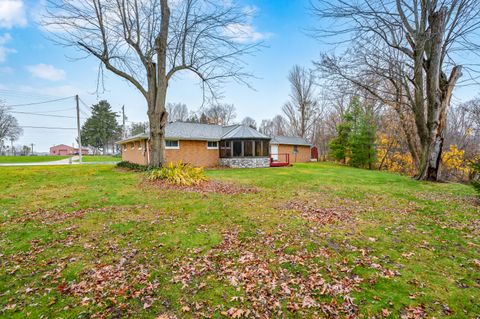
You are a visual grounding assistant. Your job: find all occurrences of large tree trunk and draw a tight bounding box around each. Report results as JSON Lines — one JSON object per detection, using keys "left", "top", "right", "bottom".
{"left": 417, "top": 67, "right": 461, "bottom": 180}
{"left": 415, "top": 8, "right": 462, "bottom": 181}
{"left": 148, "top": 98, "right": 168, "bottom": 168}
{"left": 147, "top": 0, "right": 170, "bottom": 168}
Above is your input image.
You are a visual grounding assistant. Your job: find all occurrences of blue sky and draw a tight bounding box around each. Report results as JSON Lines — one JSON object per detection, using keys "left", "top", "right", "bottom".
{"left": 0, "top": 0, "right": 325, "bottom": 152}
{"left": 0, "top": 0, "right": 478, "bottom": 152}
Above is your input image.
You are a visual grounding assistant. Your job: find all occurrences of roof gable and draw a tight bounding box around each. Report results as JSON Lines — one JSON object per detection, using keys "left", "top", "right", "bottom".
{"left": 166, "top": 122, "right": 224, "bottom": 141}
{"left": 221, "top": 125, "right": 270, "bottom": 140}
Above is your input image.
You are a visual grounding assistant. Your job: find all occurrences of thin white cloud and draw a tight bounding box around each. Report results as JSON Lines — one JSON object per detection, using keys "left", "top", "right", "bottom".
{"left": 223, "top": 5, "right": 271, "bottom": 44}
{"left": 224, "top": 23, "right": 271, "bottom": 43}
{"left": 0, "top": 33, "right": 15, "bottom": 62}
{"left": 26, "top": 64, "right": 66, "bottom": 81}
{"left": 26, "top": 84, "right": 78, "bottom": 96}
{"left": 1, "top": 83, "right": 84, "bottom": 97}
{"left": 0, "top": 0, "right": 27, "bottom": 28}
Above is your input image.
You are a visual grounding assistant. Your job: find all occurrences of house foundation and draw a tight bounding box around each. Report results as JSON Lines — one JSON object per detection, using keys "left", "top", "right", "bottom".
{"left": 219, "top": 157, "right": 270, "bottom": 168}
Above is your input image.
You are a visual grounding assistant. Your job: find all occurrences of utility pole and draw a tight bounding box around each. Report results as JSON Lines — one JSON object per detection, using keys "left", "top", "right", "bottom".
{"left": 76, "top": 95, "right": 83, "bottom": 164}
{"left": 30, "top": 143, "right": 34, "bottom": 155}
{"left": 122, "top": 105, "right": 126, "bottom": 138}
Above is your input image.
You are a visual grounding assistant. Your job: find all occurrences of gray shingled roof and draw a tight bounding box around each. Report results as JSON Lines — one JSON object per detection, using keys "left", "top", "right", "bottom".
{"left": 221, "top": 125, "right": 270, "bottom": 140}
{"left": 117, "top": 122, "right": 308, "bottom": 145}
{"left": 166, "top": 122, "right": 224, "bottom": 141}
{"left": 270, "top": 135, "right": 311, "bottom": 146}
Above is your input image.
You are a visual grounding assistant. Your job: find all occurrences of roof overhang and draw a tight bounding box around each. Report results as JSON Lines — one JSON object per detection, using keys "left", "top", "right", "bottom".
{"left": 116, "top": 135, "right": 222, "bottom": 144}
{"left": 221, "top": 137, "right": 271, "bottom": 141}
{"left": 116, "top": 134, "right": 148, "bottom": 144}
{"left": 271, "top": 142, "right": 311, "bottom": 146}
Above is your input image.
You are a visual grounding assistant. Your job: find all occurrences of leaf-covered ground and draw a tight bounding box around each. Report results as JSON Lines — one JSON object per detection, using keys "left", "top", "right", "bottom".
{"left": 0, "top": 163, "right": 479, "bottom": 318}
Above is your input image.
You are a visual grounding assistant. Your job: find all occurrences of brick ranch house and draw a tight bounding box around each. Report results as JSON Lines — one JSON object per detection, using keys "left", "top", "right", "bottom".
{"left": 116, "top": 122, "right": 312, "bottom": 168}
{"left": 49, "top": 144, "right": 89, "bottom": 156}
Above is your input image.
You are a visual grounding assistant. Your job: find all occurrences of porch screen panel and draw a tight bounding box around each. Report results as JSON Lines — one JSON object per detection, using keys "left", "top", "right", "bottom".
{"left": 244, "top": 141, "right": 253, "bottom": 156}
{"left": 233, "top": 141, "right": 242, "bottom": 157}
{"left": 255, "top": 140, "right": 262, "bottom": 156}
{"left": 262, "top": 141, "right": 270, "bottom": 156}
{"left": 220, "top": 141, "right": 231, "bottom": 157}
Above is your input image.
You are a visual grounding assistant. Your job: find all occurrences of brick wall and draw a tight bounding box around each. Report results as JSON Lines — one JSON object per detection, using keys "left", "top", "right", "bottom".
{"left": 50, "top": 145, "right": 74, "bottom": 156}
{"left": 166, "top": 140, "right": 219, "bottom": 167}
{"left": 120, "top": 139, "right": 220, "bottom": 167}
{"left": 121, "top": 140, "right": 149, "bottom": 165}
{"left": 278, "top": 144, "right": 311, "bottom": 163}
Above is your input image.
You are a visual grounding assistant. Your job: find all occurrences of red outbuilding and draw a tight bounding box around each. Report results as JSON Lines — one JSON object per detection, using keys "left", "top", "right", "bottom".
{"left": 49, "top": 144, "right": 89, "bottom": 156}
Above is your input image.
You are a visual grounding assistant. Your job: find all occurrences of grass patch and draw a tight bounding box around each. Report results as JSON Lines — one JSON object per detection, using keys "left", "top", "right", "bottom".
{"left": 0, "top": 162, "right": 478, "bottom": 318}
{"left": 0, "top": 155, "right": 69, "bottom": 163}
{"left": 76, "top": 155, "right": 120, "bottom": 162}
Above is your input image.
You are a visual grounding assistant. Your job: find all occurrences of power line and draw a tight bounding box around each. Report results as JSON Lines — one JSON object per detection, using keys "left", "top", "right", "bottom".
{"left": 0, "top": 89, "right": 69, "bottom": 101}
{"left": 34, "top": 107, "right": 76, "bottom": 113}
{"left": 10, "top": 110, "right": 79, "bottom": 119}
{"left": 2, "top": 96, "right": 74, "bottom": 108}
{"left": 78, "top": 98, "right": 92, "bottom": 114}
{"left": 19, "top": 125, "right": 77, "bottom": 130}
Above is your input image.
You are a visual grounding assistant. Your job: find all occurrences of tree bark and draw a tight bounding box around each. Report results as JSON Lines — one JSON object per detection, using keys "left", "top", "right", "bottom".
{"left": 147, "top": 0, "right": 170, "bottom": 168}
{"left": 416, "top": 8, "right": 462, "bottom": 181}
{"left": 148, "top": 98, "right": 168, "bottom": 167}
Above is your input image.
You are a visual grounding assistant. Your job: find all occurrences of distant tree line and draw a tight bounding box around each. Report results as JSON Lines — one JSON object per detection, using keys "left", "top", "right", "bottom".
{"left": 0, "top": 104, "right": 23, "bottom": 155}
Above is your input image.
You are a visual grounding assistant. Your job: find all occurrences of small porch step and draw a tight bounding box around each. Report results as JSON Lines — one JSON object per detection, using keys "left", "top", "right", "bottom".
{"left": 270, "top": 153, "right": 290, "bottom": 167}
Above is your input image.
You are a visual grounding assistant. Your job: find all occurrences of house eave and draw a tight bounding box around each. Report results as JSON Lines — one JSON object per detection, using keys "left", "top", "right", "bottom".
{"left": 270, "top": 142, "right": 311, "bottom": 147}
{"left": 116, "top": 136, "right": 222, "bottom": 144}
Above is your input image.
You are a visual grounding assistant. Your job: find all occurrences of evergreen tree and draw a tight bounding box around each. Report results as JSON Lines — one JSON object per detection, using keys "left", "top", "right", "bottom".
{"left": 81, "top": 100, "right": 121, "bottom": 154}
{"left": 329, "top": 97, "right": 376, "bottom": 168}
{"left": 329, "top": 119, "right": 351, "bottom": 163}
{"left": 186, "top": 113, "right": 200, "bottom": 123}
{"left": 348, "top": 99, "right": 376, "bottom": 169}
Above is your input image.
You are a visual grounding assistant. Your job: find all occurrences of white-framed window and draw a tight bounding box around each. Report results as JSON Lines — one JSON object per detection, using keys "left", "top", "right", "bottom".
{"left": 165, "top": 140, "right": 180, "bottom": 149}
{"left": 130, "top": 143, "right": 135, "bottom": 150}
{"left": 207, "top": 141, "right": 218, "bottom": 149}
{"left": 138, "top": 141, "right": 142, "bottom": 150}
{"left": 123, "top": 144, "right": 127, "bottom": 151}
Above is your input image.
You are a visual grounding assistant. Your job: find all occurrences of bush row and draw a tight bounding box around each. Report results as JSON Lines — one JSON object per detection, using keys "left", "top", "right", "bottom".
{"left": 146, "top": 162, "right": 207, "bottom": 186}
{"left": 116, "top": 161, "right": 207, "bottom": 186}
{"left": 116, "top": 161, "right": 149, "bottom": 171}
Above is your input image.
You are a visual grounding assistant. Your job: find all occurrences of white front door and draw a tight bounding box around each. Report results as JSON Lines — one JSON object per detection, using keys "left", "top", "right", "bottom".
{"left": 270, "top": 144, "right": 278, "bottom": 161}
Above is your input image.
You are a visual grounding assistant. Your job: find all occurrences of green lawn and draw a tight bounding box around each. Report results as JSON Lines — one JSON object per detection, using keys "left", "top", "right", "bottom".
{"left": 0, "top": 155, "right": 69, "bottom": 163}
{"left": 76, "top": 155, "right": 121, "bottom": 162}
{"left": 0, "top": 163, "right": 478, "bottom": 318}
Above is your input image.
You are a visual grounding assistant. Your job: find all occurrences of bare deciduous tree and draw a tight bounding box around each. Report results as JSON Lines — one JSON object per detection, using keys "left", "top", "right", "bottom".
{"left": 167, "top": 103, "right": 188, "bottom": 122}
{"left": 282, "top": 65, "right": 319, "bottom": 138}
{"left": 241, "top": 116, "right": 257, "bottom": 129}
{"left": 259, "top": 115, "right": 289, "bottom": 136}
{"left": 312, "top": 0, "right": 480, "bottom": 181}
{"left": 204, "top": 103, "right": 236, "bottom": 125}
{"left": 45, "top": 0, "right": 261, "bottom": 167}
{"left": 0, "top": 105, "right": 22, "bottom": 154}
{"left": 445, "top": 98, "right": 480, "bottom": 159}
